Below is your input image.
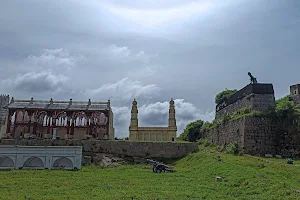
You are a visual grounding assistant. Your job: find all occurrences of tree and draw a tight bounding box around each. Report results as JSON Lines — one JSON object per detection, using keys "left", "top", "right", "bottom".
{"left": 275, "top": 95, "right": 300, "bottom": 131}
{"left": 215, "top": 89, "right": 237, "bottom": 105}
{"left": 179, "top": 120, "right": 204, "bottom": 142}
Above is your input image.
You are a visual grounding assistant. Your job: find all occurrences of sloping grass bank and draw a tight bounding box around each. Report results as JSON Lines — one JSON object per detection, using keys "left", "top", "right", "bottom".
{"left": 0, "top": 146, "right": 299, "bottom": 200}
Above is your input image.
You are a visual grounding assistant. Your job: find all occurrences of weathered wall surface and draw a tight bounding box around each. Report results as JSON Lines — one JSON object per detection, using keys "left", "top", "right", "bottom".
{"left": 215, "top": 84, "right": 275, "bottom": 119}
{"left": 291, "top": 96, "right": 300, "bottom": 105}
{"left": 216, "top": 94, "right": 275, "bottom": 119}
{"left": 130, "top": 127, "right": 176, "bottom": 142}
{"left": 0, "top": 140, "right": 199, "bottom": 159}
{"left": 290, "top": 84, "right": 300, "bottom": 105}
{"left": 0, "top": 95, "right": 9, "bottom": 137}
{"left": 207, "top": 116, "right": 277, "bottom": 156}
{"left": 243, "top": 116, "right": 277, "bottom": 155}
{"left": 216, "top": 95, "right": 252, "bottom": 119}
{"left": 206, "top": 118, "right": 245, "bottom": 148}
{"left": 278, "top": 127, "right": 300, "bottom": 158}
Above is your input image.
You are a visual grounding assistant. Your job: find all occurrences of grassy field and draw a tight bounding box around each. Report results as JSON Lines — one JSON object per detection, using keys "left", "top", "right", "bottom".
{"left": 0, "top": 146, "right": 300, "bottom": 200}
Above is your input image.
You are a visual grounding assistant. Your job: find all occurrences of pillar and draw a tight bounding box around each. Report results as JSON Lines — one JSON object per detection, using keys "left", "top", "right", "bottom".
{"left": 6, "top": 110, "right": 11, "bottom": 134}
{"left": 12, "top": 110, "right": 17, "bottom": 138}
{"left": 67, "top": 116, "right": 70, "bottom": 135}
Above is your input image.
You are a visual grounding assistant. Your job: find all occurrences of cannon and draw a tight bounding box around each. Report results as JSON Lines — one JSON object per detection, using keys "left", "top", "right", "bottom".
{"left": 147, "top": 159, "right": 176, "bottom": 173}
{"left": 248, "top": 72, "right": 258, "bottom": 84}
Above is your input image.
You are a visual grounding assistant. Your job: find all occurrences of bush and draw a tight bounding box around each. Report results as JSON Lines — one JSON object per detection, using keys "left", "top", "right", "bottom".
{"left": 215, "top": 89, "right": 237, "bottom": 105}
{"left": 216, "top": 145, "right": 225, "bottom": 152}
{"left": 225, "top": 142, "right": 239, "bottom": 155}
{"left": 198, "top": 139, "right": 211, "bottom": 147}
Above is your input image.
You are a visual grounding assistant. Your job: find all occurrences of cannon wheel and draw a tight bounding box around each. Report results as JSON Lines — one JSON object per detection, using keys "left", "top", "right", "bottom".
{"left": 153, "top": 165, "right": 157, "bottom": 173}
{"left": 155, "top": 165, "right": 164, "bottom": 173}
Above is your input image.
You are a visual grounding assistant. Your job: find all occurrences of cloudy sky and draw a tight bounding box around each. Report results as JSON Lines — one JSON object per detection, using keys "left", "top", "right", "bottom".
{"left": 0, "top": 0, "right": 299, "bottom": 137}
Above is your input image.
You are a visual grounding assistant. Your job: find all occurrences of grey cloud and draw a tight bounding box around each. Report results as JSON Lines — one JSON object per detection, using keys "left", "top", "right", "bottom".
{"left": 1, "top": 0, "right": 300, "bottom": 136}
{"left": 26, "top": 49, "right": 85, "bottom": 71}
{"left": 84, "top": 77, "right": 161, "bottom": 106}
{"left": 1, "top": 71, "right": 68, "bottom": 94}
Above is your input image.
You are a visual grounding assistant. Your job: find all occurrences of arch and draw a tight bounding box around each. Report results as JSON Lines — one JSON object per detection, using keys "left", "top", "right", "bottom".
{"left": 36, "top": 111, "right": 48, "bottom": 124}
{"left": 23, "top": 156, "right": 44, "bottom": 169}
{"left": 0, "top": 157, "right": 14, "bottom": 168}
{"left": 23, "top": 111, "right": 30, "bottom": 123}
{"left": 55, "top": 111, "right": 67, "bottom": 119}
{"left": 36, "top": 111, "right": 48, "bottom": 118}
{"left": 73, "top": 111, "right": 87, "bottom": 120}
{"left": 16, "top": 110, "right": 25, "bottom": 123}
{"left": 53, "top": 157, "right": 73, "bottom": 169}
{"left": 91, "top": 112, "right": 107, "bottom": 125}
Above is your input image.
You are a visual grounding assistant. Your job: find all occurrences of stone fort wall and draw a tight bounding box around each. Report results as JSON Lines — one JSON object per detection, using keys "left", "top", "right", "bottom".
{"left": 290, "top": 84, "right": 300, "bottom": 105}
{"left": 207, "top": 116, "right": 277, "bottom": 155}
{"left": 0, "top": 139, "right": 199, "bottom": 159}
{"left": 0, "top": 95, "right": 9, "bottom": 137}
{"left": 215, "top": 84, "right": 275, "bottom": 119}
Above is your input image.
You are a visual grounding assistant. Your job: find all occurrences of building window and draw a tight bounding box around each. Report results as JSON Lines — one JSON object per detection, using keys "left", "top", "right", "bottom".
{"left": 295, "top": 90, "right": 297, "bottom": 95}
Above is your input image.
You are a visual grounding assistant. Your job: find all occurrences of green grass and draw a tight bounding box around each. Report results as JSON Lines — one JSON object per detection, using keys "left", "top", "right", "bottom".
{"left": 1, "top": 146, "right": 300, "bottom": 200}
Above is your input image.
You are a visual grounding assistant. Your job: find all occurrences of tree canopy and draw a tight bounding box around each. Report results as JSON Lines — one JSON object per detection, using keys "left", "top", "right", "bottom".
{"left": 178, "top": 120, "right": 206, "bottom": 142}
{"left": 274, "top": 95, "right": 300, "bottom": 131}
{"left": 215, "top": 89, "right": 237, "bottom": 105}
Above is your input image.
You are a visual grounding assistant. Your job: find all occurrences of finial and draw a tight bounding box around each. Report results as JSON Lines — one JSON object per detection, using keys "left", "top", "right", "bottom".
{"left": 30, "top": 97, "right": 34, "bottom": 104}
{"left": 132, "top": 98, "right": 137, "bottom": 106}
{"left": 69, "top": 98, "right": 73, "bottom": 105}
{"left": 88, "top": 99, "right": 91, "bottom": 106}
{"left": 50, "top": 98, "right": 53, "bottom": 105}
{"left": 170, "top": 98, "right": 174, "bottom": 105}
{"left": 108, "top": 99, "right": 110, "bottom": 106}
{"left": 10, "top": 97, "right": 14, "bottom": 103}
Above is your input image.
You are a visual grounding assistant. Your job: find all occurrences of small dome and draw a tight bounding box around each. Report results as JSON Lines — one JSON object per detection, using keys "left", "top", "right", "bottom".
{"left": 170, "top": 98, "right": 174, "bottom": 105}
{"left": 132, "top": 98, "right": 137, "bottom": 105}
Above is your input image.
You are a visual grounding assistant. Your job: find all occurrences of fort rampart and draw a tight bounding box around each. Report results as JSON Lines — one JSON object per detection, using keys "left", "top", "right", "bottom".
{"left": 207, "top": 116, "right": 277, "bottom": 156}
{"left": 215, "top": 84, "right": 275, "bottom": 119}
{"left": 0, "top": 139, "right": 199, "bottom": 159}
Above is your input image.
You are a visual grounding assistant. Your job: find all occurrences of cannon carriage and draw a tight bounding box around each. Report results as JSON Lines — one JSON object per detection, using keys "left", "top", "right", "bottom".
{"left": 147, "top": 159, "right": 176, "bottom": 173}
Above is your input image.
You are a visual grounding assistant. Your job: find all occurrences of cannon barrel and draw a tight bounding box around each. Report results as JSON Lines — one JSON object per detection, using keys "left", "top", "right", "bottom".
{"left": 248, "top": 72, "right": 254, "bottom": 79}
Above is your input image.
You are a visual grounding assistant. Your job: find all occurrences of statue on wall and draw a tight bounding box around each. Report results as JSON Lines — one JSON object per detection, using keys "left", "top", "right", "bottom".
{"left": 248, "top": 72, "right": 258, "bottom": 84}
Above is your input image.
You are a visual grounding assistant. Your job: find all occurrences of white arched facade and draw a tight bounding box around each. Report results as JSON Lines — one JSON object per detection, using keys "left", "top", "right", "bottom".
{"left": 0, "top": 146, "right": 82, "bottom": 170}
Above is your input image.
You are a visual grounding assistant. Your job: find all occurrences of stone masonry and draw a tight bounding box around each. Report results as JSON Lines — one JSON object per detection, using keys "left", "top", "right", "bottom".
{"left": 207, "top": 116, "right": 277, "bottom": 155}
{"left": 208, "top": 84, "right": 300, "bottom": 157}
{"left": 0, "top": 139, "right": 199, "bottom": 159}
{"left": 207, "top": 118, "right": 245, "bottom": 149}
{"left": 290, "top": 84, "right": 300, "bottom": 105}
{"left": 0, "top": 95, "right": 9, "bottom": 137}
{"left": 216, "top": 84, "right": 275, "bottom": 119}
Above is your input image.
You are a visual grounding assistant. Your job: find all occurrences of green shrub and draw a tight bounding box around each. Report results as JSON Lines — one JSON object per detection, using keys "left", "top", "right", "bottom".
{"left": 203, "top": 139, "right": 211, "bottom": 147}
{"left": 225, "top": 142, "right": 239, "bottom": 155}
{"left": 216, "top": 145, "right": 225, "bottom": 152}
{"left": 215, "top": 89, "right": 237, "bottom": 105}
